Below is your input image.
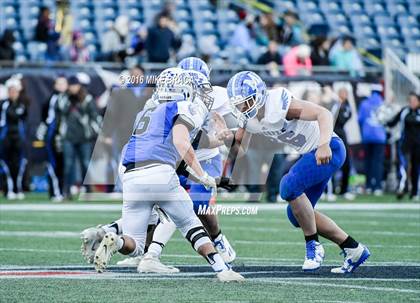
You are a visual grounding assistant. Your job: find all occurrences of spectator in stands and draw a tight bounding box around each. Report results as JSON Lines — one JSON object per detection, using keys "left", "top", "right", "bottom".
{"left": 130, "top": 25, "right": 147, "bottom": 57}
{"left": 101, "top": 16, "right": 130, "bottom": 62}
{"left": 36, "top": 76, "right": 68, "bottom": 202}
{"left": 35, "top": 7, "right": 51, "bottom": 43}
{"left": 387, "top": 92, "right": 420, "bottom": 200}
{"left": 255, "top": 13, "right": 279, "bottom": 46}
{"left": 330, "top": 37, "right": 363, "bottom": 77}
{"left": 0, "top": 76, "right": 28, "bottom": 200}
{"left": 66, "top": 31, "right": 90, "bottom": 63}
{"left": 0, "top": 29, "right": 16, "bottom": 61}
{"left": 145, "top": 12, "right": 181, "bottom": 63}
{"left": 229, "top": 12, "right": 256, "bottom": 61}
{"left": 279, "top": 10, "right": 307, "bottom": 46}
{"left": 257, "top": 40, "right": 282, "bottom": 65}
{"left": 310, "top": 36, "right": 331, "bottom": 66}
{"left": 34, "top": 6, "right": 61, "bottom": 61}
{"left": 60, "top": 76, "right": 101, "bottom": 199}
{"left": 358, "top": 85, "right": 387, "bottom": 195}
{"left": 283, "top": 44, "right": 312, "bottom": 76}
{"left": 331, "top": 87, "right": 355, "bottom": 200}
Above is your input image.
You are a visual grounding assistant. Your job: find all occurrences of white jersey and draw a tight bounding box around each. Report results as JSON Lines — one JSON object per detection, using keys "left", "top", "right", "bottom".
{"left": 195, "top": 86, "right": 230, "bottom": 161}
{"left": 245, "top": 87, "right": 321, "bottom": 154}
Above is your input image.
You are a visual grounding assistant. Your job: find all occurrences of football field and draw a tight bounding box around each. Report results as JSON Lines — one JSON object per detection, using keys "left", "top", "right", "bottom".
{"left": 0, "top": 195, "right": 419, "bottom": 303}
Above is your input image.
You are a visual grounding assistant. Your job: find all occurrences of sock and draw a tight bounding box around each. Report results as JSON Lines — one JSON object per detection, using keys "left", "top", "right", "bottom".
{"left": 102, "top": 219, "right": 122, "bottom": 234}
{"left": 147, "top": 241, "right": 165, "bottom": 257}
{"left": 212, "top": 230, "right": 222, "bottom": 242}
{"left": 146, "top": 219, "right": 177, "bottom": 257}
{"left": 305, "top": 233, "right": 319, "bottom": 243}
{"left": 116, "top": 236, "right": 124, "bottom": 250}
{"left": 339, "top": 236, "right": 359, "bottom": 250}
{"left": 206, "top": 252, "right": 229, "bottom": 272}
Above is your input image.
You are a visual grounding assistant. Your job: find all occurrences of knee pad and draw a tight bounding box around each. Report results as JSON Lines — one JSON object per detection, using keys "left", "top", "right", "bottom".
{"left": 185, "top": 226, "right": 211, "bottom": 251}
{"left": 286, "top": 205, "right": 300, "bottom": 228}
{"left": 280, "top": 174, "right": 301, "bottom": 201}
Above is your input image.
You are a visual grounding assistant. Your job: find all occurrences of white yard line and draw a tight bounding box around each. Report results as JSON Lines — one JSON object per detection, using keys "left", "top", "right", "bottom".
{"left": 1, "top": 203, "right": 419, "bottom": 212}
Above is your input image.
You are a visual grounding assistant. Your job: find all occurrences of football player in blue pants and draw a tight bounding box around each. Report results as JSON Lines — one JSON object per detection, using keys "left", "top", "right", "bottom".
{"left": 227, "top": 71, "right": 370, "bottom": 273}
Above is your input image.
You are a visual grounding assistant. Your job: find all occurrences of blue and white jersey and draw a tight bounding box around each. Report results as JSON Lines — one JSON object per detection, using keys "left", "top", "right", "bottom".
{"left": 123, "top": 100, "right": 207, "bottom": 168}
{"left": 245, "top": 87, "right": 321, "bottom": 154}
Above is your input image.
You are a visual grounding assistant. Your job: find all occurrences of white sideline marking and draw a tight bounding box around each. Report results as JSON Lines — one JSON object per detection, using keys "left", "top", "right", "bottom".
{"left": 1, "top": 203, "right": 419, "bottom": 212}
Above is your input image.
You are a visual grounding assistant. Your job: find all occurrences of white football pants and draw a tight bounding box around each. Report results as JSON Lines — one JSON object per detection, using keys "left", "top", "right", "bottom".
{"left": 122, "top": 164, "right": 203, "bottom": 256}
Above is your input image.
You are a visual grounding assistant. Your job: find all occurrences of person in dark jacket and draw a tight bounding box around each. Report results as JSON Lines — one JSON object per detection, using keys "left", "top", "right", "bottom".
{"left": 0, "top": 29, "right": 16, "bottom": 61}
{"left": 35, "top": 7, "right": 51, "bottom": 43}
{"left": 60, "top": 76, "right": 101, "bottom": 198}
{"left": 310, "top": 36, "right": 331, "bottom": 66}
{"left": 257, "top": 40, "right": 282, "bottom": 65}
{"left": 358, "top": 85, "right": 387, "bottom": 195}
{"left": 0, "top": 76, "right": 28, "bottom": 200}
{"left": 145, "top": 12, "right": 181, "bottom": 63}
{"left": 387, "top": 92, "right": 420, "bottom": 200}
{"left": 37, "top": 76, "right": 68, "bottom": 201}
{"left": 331, "top": 87, "right": 354, "bottom": 199}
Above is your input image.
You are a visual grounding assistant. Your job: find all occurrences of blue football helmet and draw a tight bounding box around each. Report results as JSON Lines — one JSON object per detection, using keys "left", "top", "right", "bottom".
{"left": 178, "top": 57, "right": 211, "bottom": 80}
{"left": 227, "top": 71, "right": 268, "bottom": 123}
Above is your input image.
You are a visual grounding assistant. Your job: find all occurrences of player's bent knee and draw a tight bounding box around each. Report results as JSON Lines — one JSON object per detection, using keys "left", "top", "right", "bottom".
{"left": 286, "top": 205, "right": 300, "bottom": 228}
{"left": 185, "top": 226, "right": 212, "bottom": 250}
{"left": 280, "top": 175, "right": 300, "bottom": 202}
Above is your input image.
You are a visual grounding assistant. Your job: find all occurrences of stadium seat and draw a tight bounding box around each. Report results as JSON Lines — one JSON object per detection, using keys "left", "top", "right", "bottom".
{"left": 349, "top": 14, "right": 372, "bottom": 26}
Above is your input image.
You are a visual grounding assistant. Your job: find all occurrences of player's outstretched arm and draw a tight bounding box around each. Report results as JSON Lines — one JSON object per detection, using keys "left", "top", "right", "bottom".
{"left": 287, "top": 98, "right": 334, "bottom": 165}
{"left": 173, "top": 122, "right": 216, "bottom": 189}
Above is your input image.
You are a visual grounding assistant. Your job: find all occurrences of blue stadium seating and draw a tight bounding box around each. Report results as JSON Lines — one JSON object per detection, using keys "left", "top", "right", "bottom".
{"left": 1, "top": 0, "right": 419, "bottom": 62}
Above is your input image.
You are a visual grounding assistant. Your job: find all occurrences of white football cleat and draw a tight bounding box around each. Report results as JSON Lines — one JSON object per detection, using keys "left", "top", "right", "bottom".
{"left": 137, "top": 253, "right": 180, "bottom": 273}
{"left": 116, "top": 256, "right": 142, "bottom": 267}
{"left": 7, "top": 192, "right": 16, "bottom": 200}
{"left": 80, "top": 225, "right": 106, "bottom": 264}
{"left": 214, "top": 234, "right": 236, "bottom": 263}
{"left": 331, "top": 244, "right": 371, "bottom": 274}
{"left": 16, "top": 192, "right": 25, "bottom": 200}
{"left": 51, "top": 195, "right": 64, "bottom": 203}
{"left": 302, "top": 240, "right": 325, "bottom": 272}
{"left": 94, "top": 232, "right": 119, "bottom": 273}
{"left": 216, "top": 269, "right": 245, "bottom": 282}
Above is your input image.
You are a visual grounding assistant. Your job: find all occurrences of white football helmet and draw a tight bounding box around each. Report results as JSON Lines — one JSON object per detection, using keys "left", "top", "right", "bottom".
{"left": 227, "top": 71, "right": 268, "bottom": 125}
{"left": 155, "top": 67, "right": 196, "bottom": 103}
{"left": 186, "top": 70, "right": 214, "bottom": 111}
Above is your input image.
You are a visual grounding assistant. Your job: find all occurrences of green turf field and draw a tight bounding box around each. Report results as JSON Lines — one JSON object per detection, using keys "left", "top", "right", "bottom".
{"left": 0, "top": 197, "right": 419, "bottom": 302}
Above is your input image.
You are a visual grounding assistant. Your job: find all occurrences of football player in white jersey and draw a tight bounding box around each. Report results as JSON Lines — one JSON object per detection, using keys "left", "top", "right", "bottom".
{"left": 137, "top": 58, "right": 236, "bottom": 273}
{"left": 80, "top": 62, "right": 236, "bottom": 272}
{"left": 93, "top": 68, "right": 244, "bottom": 282}
{"left": 226, "top": 71, "right": 370, "bottom": 273}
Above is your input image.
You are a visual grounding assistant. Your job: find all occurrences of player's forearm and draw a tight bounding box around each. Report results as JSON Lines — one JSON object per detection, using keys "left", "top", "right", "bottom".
{"left": 317, "top": 108, "right": 334, "bottom": 146}
{"left": 174, "top": 140, "right": 205, "bottom": 177}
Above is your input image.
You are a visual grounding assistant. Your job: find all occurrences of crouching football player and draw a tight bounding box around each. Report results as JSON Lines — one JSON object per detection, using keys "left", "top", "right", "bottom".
{"left": 227, "top": 71, "right": 370, "bottom": 273}
{"left": 93, "top": 68, "right": 244, "bottom": 282}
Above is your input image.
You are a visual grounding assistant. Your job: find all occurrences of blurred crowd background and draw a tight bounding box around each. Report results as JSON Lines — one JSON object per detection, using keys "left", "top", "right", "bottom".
{"left": 0, "top": 0, "right": 419, "bottom": 202}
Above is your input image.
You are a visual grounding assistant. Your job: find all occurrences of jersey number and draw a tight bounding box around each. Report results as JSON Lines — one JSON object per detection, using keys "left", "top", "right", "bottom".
{"left": 277, "top": 131, "right": 306, "bottom": 147}
{"left": 134, "top": 109, "right": 154, "bottom": 135}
